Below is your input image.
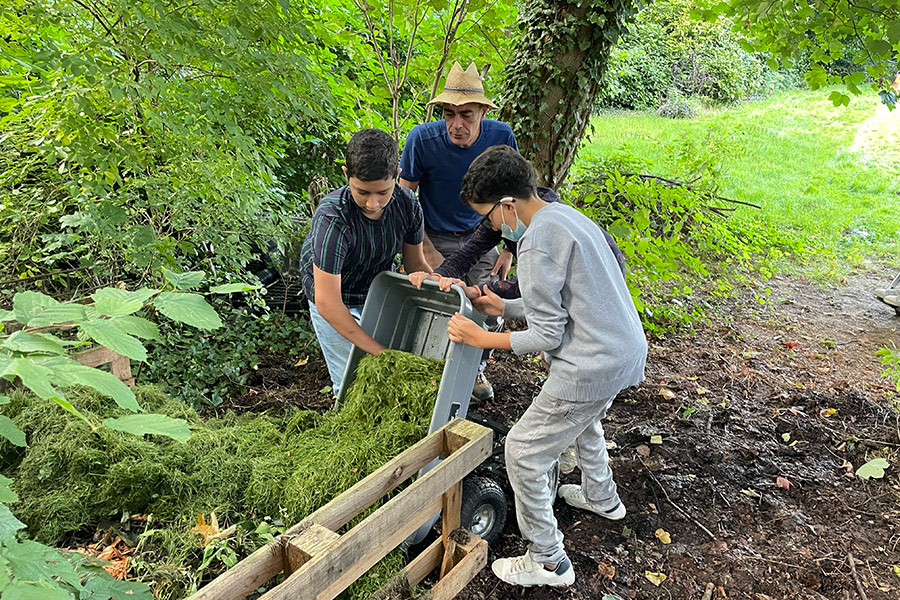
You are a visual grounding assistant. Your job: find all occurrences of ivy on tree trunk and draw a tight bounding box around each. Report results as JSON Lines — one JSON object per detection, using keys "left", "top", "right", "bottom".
{"left": 500, "top": 0, "right": 639, "bottom": 188}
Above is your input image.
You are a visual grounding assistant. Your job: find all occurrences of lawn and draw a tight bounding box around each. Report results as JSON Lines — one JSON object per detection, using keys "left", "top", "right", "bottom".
{"left": 579, "top": 89, "right": 900, "bottom": 267}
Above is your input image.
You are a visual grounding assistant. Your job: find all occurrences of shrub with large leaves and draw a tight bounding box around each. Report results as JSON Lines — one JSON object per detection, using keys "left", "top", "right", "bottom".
{"left": 0, "top": 270, "right": 256, "bottom": 597}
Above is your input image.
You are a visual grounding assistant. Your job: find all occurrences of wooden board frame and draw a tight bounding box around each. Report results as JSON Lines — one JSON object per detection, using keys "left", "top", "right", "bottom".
{"left": 188, "top": 418, "right": 492, "bottom": 600}
{"left": 75, "top": 346, "right": 134, "bottom": 386}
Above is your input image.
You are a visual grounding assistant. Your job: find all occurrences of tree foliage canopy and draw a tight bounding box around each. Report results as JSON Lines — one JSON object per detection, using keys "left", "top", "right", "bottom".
{"left": 698, "top": 0, "right": 900, "bottom": 106}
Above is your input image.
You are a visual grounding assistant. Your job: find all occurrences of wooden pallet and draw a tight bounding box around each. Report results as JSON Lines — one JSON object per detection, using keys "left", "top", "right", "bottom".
{"left": 75, "top": 346, "right": 133, "bottom": 386}
{"left": 188, "top": 418, "right": 493, "bottom": 600}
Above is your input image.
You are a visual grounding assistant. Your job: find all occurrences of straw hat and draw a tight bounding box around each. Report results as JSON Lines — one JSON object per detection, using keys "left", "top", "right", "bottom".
{"left": 427, "top": 62, "right": 498, "bottom": 109}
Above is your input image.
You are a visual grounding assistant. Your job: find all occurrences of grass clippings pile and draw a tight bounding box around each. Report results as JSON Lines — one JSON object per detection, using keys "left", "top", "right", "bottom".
{"left": 0, "top": 350, "right": 444, "bottom": 598}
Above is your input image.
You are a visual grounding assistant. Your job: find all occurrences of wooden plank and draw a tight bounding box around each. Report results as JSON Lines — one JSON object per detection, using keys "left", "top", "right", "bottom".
{"left": 188, "top": 541, "right": 284, "bottom": 600}
{"left": 75, "top": 347, "right": 122, "bottom": 368}
{"left": 110, "top": 355, "right": 133, "bottom": 387}
{"left": 364, "top": 539, "right": 443, "bottom": 600}
{"left": 284, "top": 524, "right": 341, "bottom": 576}
{"left": 287, "top": 424, "right": 445, "bottom": 535}
{"left": 438, "top": 481, "right": 461, "bottom": 579}
{"left": 260, "top": 419, "right": 492, "bottom": 600}
{"left": 427, "top": 536, "right": 487, "bottom": 600}
{"left": 443, "top": 419, "right": 488, "bottom": 454}
{"left": 403, "top": 538, "right": 443, "bottom": 588}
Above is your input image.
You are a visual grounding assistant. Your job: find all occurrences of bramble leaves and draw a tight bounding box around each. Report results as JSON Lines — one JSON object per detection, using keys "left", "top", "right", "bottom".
{"left": 0, "top": 416, "right": 27, "bottom": 448}
{"left": 92, "top": 288, "right": 159, "bottom": 317}
{"left": 81, "top": 577, "right": 153, "bottom": 600}
{"left": 153, "top": 292, "right": 223, "bottom": 330}
{"left": 163, "top": 268, "right": 205, "bottom": 291}
{"left": 1, "top": 331, "right": 70, "bottom": 356}
{"left": 43, "top": 358, "right": 140, "bottom": 412}
{"left": 80, "top": 320, "right": 148, "bottom": 362}
{"left": 0, "top": 504, "right": 26, "bottom": 539}
{"left": 103, "top": 414, "right": 191, "bottom": 444}
{"left": 209, "top": 283, "right": 261, "bottom": 294}
{"left": 11, "top": 292, "right": 86, "bottom": 328}
{"left": 0, "top": 475, "right": 17, "bottom": 503}
{"left": 110, "top": 316, "right": 160, "bottom": 341}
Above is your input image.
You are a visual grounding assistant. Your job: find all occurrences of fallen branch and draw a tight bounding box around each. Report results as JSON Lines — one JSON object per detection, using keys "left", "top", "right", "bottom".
{"left": 639, "top": 459, "right": 716, "bottom": 541}
{"left": 847, "top": 552, "right": 869, "bottom": 600}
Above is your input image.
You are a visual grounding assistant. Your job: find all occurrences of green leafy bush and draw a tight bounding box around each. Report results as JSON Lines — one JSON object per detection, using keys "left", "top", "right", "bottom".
{"left": 142, "top": 299, "right": 315, "bottom": 408}
{"left": 597, "top": 0, "right": 785, "bottom": 109}
{"left": 657, "top": 97, "right": 698, "bottom": 119}
{"left": 877, "top": 345, "right": 900, "bottom": 391}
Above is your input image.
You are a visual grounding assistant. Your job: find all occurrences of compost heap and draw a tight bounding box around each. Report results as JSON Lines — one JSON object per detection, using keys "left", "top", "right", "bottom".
{"left": 0, "top": 350, "right": 444, "bottom": 599}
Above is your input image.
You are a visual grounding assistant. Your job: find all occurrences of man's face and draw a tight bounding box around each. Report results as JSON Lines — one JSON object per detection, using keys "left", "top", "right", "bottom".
{"left": 345, "top": 172, "right": 395, "bottom": 220}
{"left": 442, "top": 102, "right": 487, "bottom": 148}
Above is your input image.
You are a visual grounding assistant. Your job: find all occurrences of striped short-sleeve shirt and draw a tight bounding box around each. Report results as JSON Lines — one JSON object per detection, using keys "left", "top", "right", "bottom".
{"left": 300, "top": 184, "right": 424, "bottom": 306}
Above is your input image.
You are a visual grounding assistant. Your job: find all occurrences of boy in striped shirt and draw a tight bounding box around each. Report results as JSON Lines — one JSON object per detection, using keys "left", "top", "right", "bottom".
{"left": 299, "top": 129, "right": 433, "bottom": 393}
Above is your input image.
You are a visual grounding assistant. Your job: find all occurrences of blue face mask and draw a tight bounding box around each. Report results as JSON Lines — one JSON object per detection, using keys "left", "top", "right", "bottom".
{"left": 500, "top": 201, "right": 527, "bottom": 242}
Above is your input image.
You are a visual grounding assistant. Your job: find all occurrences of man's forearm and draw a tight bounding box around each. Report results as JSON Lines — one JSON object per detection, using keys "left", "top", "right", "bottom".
{"left": 318, "top": 303, "right": 384, "bottom": 356}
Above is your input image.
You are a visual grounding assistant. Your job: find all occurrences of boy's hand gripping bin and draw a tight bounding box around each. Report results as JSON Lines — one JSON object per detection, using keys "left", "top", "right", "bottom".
{"left": 336, "top": 271, "right": 486, "bottom": 544}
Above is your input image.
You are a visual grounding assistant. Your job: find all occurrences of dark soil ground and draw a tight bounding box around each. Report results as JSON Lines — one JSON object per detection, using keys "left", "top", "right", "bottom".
{"left": 212, "top": 268, "right": 900, "bottom": 600}
{"left": 455, "top": 269, "right": 900, "bottom": 600}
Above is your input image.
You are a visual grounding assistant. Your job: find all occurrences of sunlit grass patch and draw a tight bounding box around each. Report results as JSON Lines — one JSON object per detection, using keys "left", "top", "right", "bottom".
{"left": 583, "top": 89, "right": 900, "bottom": 271}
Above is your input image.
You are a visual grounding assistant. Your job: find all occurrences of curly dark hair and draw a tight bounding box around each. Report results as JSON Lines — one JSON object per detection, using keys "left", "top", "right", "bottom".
{"left": 459, "top": 145, "right": 538, "bottom": 206}
{"left": 345, "top": 129, "right": 399, "bottom": 181}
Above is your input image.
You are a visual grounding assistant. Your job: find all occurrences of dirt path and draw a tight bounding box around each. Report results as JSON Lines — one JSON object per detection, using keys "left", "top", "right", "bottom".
{"left": 459, "top": 269, "right": 900, "bottom": 600}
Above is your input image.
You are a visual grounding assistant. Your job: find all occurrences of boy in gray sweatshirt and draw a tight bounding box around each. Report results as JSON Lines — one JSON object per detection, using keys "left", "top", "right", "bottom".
{"left": 447, "top": 146, "right": 647, "bottom": 588}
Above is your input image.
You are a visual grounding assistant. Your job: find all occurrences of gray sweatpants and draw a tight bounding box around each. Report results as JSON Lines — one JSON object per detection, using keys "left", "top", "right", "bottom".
{"left": 506, "top": 389, "right": 620, "bottom": 565}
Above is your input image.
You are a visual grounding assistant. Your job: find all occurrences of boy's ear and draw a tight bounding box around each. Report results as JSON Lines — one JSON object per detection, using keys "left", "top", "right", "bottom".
{"left": 341, "top": 165, "right": 349, "bottom": 181}
{"left": 396, "top": 167, "right": 402, "bottom": 179}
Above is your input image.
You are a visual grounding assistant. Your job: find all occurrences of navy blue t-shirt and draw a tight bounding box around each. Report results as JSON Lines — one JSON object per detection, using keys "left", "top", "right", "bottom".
{"left": 299, "top": 184, "right": 424, "bottom": 306}
{"left": 399, "top": 119, "right": 517, "bottom": 233}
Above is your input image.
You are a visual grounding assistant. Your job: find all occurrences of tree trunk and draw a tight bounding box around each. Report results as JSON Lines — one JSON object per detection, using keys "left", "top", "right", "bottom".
{"left": 500, "top": 0, "right": 638, "bottom": 188}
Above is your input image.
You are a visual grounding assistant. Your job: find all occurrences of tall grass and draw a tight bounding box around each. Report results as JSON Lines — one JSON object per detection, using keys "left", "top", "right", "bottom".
{"left": 580, "top": 89, "right": 900, "bottom": 272}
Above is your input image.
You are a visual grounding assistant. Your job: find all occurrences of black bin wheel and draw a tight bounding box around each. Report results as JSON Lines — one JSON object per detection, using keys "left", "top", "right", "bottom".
{"left": 460, "top": 476, "right": 507, "bottom": 546}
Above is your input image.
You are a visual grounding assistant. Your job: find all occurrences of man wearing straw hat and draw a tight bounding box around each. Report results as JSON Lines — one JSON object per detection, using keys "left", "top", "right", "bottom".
{"left": 400, "top": 61, "right": 517, "bottom": 402}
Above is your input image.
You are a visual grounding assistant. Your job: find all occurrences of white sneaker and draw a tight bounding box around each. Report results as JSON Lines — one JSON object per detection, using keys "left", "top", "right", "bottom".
{"left": 558, "top": 484, "right": 626, "bottom": 520}
{"left": 491, "top": 551, "right": 575, "bottom": 587}
{"left": 559, "top": 445, "right": 577, "bottom": 474}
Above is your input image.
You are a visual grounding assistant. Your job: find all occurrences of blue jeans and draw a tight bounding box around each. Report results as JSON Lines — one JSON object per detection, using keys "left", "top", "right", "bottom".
{"left": 308, "top": 301, "right": 364, "bottom": 395}
{"left": 506, "top": 389, "right": 620, "bottom": 565}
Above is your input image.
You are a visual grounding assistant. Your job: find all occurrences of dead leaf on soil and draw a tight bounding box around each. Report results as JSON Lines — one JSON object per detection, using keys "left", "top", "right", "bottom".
{"left": 97, "top": 543, "right": 130, "bottom": 580}
{"left": 597, "top": 560, "right": 616, "bottom": 579}
{"left": 192, "top": 512, "right": 220, "bottom": 547}
{"left": 741, "top": 489, "right": 762, "bottom": 499}
{"left": 820, "top": 408, "right": 837, "bottom": 417}
{"left": 649, "top": 502, "right": 658, "bottom": 514}
{"left": 776, "top": 476, "right": 792, "bottom": 490}
{"left": 650, "top": 435, "right": 663, "bottom": 445}
{"left": 695, "top": 387, "right": 709, "bottom": 395}
{"left": 658, "top": 387, "right": 676, "bottom": 399}
{"left": 645, "top": 571, "right": 667, "bottom": 586}
{"left": 654, "top": 528, "right": 672, "bottom": 544}
{"left": 293, "top": 357, "right": 308, "bottom": 367}
{"left": 636, "top": 444, "right": 651, "bottom": 457}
